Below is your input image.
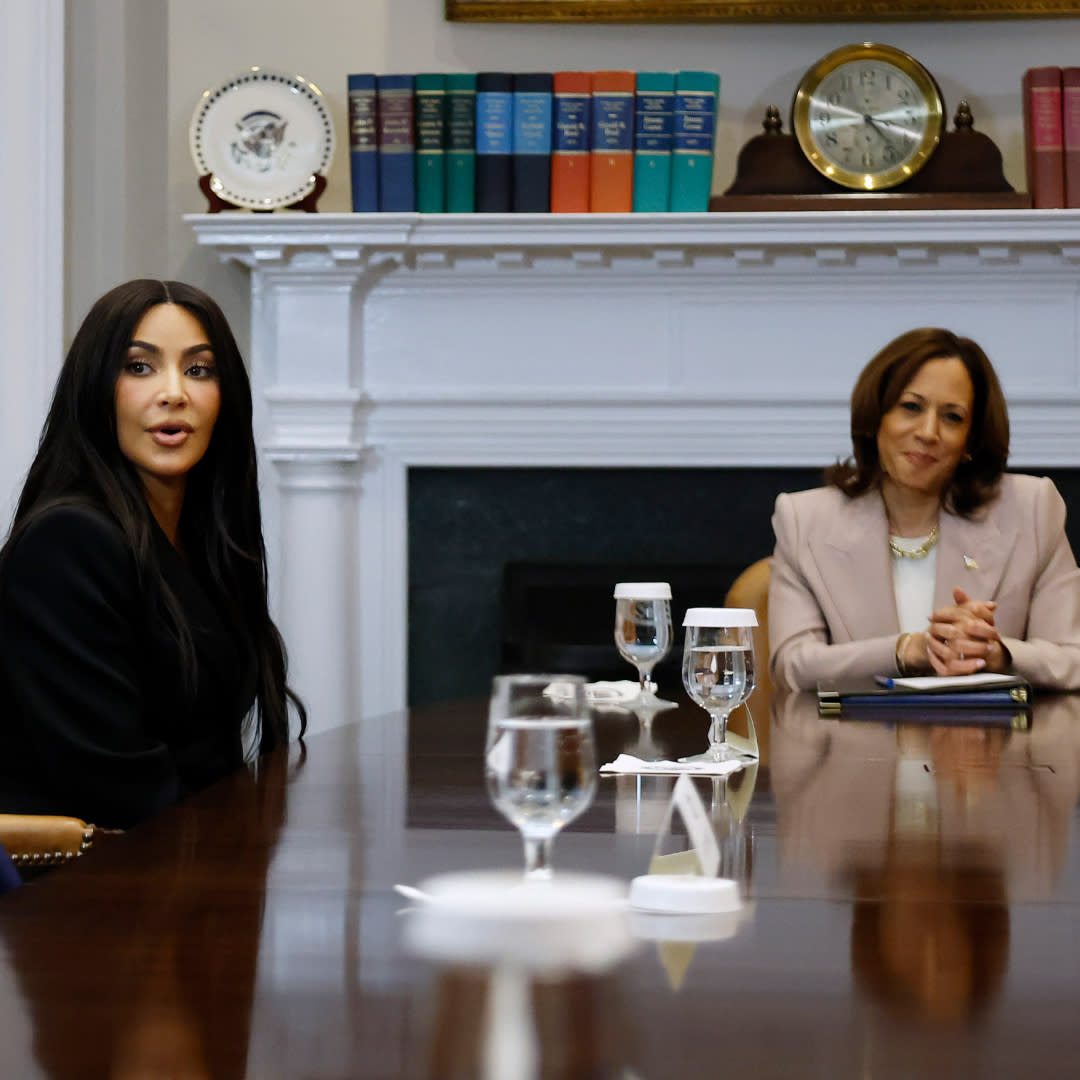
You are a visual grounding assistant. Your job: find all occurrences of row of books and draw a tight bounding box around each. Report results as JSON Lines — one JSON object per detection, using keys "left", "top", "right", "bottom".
{"left": 347, "top": 71, "right": 720, "bottom": 214}
{"left": 1022, "top": 66, "right": 1080, "bottom": 209}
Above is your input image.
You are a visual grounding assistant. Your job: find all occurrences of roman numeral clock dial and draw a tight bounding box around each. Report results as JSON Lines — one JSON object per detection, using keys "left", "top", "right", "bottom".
{"left": 792, "top": 43, "right": 945, "bottom": 190}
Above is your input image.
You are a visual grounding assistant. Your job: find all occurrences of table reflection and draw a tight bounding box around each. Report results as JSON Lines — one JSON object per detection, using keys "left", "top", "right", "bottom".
{"left": 770, "top": 691, "right": 1080, "bottom": 1027}
{"left": 0, "top": 749, "right": 294, "bottom": 1079}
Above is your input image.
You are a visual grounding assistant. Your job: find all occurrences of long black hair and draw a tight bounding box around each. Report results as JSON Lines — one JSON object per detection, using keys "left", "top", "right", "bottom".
{"left": 2, "top": 279, "right": 305, "bottom": 751}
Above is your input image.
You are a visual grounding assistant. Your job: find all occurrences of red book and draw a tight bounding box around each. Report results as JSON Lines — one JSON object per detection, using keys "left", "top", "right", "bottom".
{"left": 1022, "top": 67, "right": 1065, "bottom": 209}
{"left": 589, "top": 71, "right": 635, "bottom": 212}
{"left": 551, "top": 72, "right": 591, "bottom": 213}
{"left": 1064, "top": 68, "right": 1080, "bottom": 209}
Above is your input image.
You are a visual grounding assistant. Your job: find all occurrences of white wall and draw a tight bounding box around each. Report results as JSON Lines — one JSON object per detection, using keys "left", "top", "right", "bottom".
{"left": 0, "top": 1, "right": 65, "bottom": 523}
{"left": 164, "top": 0, "right": 1079, "bottom": 294}
{"left": 65, "top": 0, "right": 169, "bottom": 341}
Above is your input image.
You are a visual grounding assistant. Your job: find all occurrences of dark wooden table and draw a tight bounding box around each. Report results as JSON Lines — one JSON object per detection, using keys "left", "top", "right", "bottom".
{"left": 3, "top": 691, "right": 1080, "bottom": 1079}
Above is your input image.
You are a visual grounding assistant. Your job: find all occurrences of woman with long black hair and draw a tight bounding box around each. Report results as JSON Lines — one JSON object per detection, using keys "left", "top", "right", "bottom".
{"left": 0, "top": 279, "right": 305, "bottom": 828}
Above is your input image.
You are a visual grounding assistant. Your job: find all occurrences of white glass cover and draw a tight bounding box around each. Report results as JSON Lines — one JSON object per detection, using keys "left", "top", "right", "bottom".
{"left": 683, "top": 607, "right": 758, "bottom": 628}
{"left": 614, "top": 582, "right": 672, "bottom": 599}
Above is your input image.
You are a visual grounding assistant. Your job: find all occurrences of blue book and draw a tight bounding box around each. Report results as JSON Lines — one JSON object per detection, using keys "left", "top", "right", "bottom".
{"left": 632, "top": 72, "right": 675, "bottom": 212}
{"left": 415, "top": 74, "right": 447, "bottom": 213}
{"left": 512, "top": 73, "right": 554, "bottom": 212}
{"left": 376, "top": 74, "right": 415, "bottom": 212}
{"left": 670, "top": 71, "right": 719, "bottom": 213}
{"left": 347, "top": 74, "right": 378, "bottom": 212}
{"left": 476, "top": 72, "right": 514, "bottom": 212}
{"left": 551, "top": 71, "right": 591, "bottom": 213}
{"left": 446, "top": 73, "right": 477, "bottom": 213}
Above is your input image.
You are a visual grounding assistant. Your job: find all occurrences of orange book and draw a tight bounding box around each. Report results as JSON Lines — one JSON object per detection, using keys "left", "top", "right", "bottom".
{"left": 551, "top": 72, "right": 592, "bottom": 213}
{"left": 589, "top": 71, "right": 635, "bottom": 212}
{"left": 1022, "top": 67, "right": 1065, "bottom": 209}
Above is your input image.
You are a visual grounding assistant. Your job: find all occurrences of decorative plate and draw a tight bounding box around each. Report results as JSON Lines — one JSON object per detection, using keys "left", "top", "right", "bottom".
{"left": 189, "top": 68, "right": 335, "bottom": 210}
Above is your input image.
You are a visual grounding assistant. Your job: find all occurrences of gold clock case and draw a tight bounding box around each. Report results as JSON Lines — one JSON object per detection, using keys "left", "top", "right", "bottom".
{"left": 791, "top": 42, "right": 945, "bottom": 191}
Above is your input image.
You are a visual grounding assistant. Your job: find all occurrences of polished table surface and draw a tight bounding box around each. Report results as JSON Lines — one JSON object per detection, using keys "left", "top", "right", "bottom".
{"left": 4, "top": 691, "right": 1080, "bottom": 1078}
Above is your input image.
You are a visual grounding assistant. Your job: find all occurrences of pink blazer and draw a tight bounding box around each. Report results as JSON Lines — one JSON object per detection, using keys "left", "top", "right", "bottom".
{"left": 768, "top": 473, "right": 1080, "bottom": 691}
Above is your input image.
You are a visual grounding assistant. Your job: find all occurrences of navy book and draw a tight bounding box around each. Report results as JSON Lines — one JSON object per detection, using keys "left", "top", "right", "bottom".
{"left": 376, "top": 74, "right": 415, "bottom": 212}
{"left": 476, "top": 72, "right": 514, "bottom": 213}
{"left": 512, "top": 73, "right": 554, "bottom": 212}
{"left": 347, "top": 74, "right": 378, "bottom": 212}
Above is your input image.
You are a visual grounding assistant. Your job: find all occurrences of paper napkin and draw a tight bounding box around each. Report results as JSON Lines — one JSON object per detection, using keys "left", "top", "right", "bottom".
{"left": 600, "top": 753, "right": 747, "bottom": 777}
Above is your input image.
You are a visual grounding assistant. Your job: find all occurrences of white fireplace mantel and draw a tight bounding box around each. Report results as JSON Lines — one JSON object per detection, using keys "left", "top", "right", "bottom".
{"left": 189, "top": 210, "right": 1080, "bottom": 731}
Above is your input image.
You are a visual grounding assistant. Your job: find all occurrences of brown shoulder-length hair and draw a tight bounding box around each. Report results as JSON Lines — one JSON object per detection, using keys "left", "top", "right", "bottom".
{"left": 825, "top": 328, "right": 1010, "bottom": 518}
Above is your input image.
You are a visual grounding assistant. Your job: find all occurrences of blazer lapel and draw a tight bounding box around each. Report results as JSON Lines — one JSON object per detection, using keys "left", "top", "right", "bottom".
{"left": 810, "top": 492, "right": 900, "bottom": 641}
{"left": 935, "top": 508, "right": 1011, "bottom": 610}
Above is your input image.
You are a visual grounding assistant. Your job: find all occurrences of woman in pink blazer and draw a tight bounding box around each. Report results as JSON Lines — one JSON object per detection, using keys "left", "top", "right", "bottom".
{"left": 769, "top": 327, "right": 1080, "bottom": 692}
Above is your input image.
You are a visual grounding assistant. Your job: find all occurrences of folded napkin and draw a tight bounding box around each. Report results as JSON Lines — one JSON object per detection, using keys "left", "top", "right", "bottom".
{"left": 600, "top": 753, "right": 747, "bottom": 777}
{"left": 544, "top": 680, "right": 644, "bottom": 706}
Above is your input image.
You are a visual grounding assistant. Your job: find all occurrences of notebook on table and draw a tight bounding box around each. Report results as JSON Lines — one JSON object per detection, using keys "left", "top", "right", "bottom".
{"left": 818, "top": 673, "right": 1031, "bottom": 722}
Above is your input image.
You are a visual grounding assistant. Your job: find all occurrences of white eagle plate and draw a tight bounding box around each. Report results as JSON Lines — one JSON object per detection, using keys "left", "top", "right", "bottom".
{"left": 189, "top": 68, "right": 335, "bottom": 210}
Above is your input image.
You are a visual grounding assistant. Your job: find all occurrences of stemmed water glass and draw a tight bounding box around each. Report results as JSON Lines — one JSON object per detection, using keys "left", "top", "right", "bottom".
{"left": 614, "top": 582, "right": 673, "bottom": 699}
{"left": 680, "top": 608, "right": 758, "bottom": 763}
{"left": 484, "top": 674, "right": 597, "bottom": 879}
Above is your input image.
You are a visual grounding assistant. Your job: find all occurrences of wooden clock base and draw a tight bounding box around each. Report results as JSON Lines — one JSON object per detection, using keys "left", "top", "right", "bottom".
{"left": 710, "top": 103, "right": 1031, "bottom": 212}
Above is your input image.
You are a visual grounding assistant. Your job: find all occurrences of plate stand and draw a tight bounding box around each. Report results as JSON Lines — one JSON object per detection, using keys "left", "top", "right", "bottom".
{"left": 198, "top": 173, "right": 328, "bottom": 214}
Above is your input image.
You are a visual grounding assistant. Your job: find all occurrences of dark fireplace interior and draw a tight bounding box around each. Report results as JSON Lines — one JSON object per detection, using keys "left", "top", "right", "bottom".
{"left": 408, "top": 466, "right": 1080, "bottom": 707}
{"left": 409, "top": 466, "right": 814, "bottom": 706}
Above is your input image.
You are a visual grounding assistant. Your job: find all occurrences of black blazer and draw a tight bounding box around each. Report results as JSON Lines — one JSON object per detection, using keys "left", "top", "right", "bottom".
{"left": 0, "top": 503, "right": 255, "bottom": 828}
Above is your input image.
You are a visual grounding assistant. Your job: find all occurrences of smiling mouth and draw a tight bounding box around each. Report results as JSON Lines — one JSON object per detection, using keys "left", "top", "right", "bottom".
{"left": 905, "top": 452, "right": 937, "bottom": 467}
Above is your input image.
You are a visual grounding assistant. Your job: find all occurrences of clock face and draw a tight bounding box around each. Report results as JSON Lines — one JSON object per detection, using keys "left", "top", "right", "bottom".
{"left": 793, "top": 44, "right": 944, "bottom": 191}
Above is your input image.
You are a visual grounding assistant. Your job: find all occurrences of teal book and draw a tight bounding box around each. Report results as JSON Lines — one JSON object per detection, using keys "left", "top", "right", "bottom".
{"left": 632, "top": 72, "right": 675, "bottom": 212}
{"left": 670, "top": 71, "right": 719, "bottom": 212}
{"left": 415, "top": 74, "right": 447, "bottom": 213}
{"left": 446, "top": 73, "right": 477, "bottom": 213}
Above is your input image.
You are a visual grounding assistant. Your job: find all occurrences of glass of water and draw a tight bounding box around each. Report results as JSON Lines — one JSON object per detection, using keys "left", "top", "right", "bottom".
{"left": 485, "top": 674, "right": 597, "bottom": 880}
{"left": 614, "top": 582, "right": 673, "bottom": 697}
{"left": 680, "top": 608, "right": 758, "bottom": 763}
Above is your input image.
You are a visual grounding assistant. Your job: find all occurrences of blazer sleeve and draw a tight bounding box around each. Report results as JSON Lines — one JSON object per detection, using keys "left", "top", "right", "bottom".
{"left": 1, "top": 506, "right": 180, "bottom": 827}
{"left": 999, "top": 477, "right": 1080, "bottom": 690}
{"left": 768, "top": 492, "right": 898, "bottom": 692}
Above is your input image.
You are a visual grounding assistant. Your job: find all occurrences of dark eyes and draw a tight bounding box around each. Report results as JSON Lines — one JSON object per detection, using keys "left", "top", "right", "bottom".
{"left": 122, "top": 359, "right": 216, "bottom": 378}
{"left": 898, "top": 400, "right": 966, "bottom": 425}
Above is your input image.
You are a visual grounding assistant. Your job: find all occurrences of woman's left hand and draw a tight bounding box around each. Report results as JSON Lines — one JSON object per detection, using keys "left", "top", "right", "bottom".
{"left": 926, "top": 587, "right": 1009, "bottom": 676}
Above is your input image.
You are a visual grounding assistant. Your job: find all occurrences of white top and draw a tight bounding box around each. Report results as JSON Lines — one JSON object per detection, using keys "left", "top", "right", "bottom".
{"left": 683, "top": 607, "right": 758, "bottom": 628}
{"left": 614, "top": 582, "right": 672, "bottom": 599}
{"left": 890, "top": 535, "right": 938, "bottom": 635}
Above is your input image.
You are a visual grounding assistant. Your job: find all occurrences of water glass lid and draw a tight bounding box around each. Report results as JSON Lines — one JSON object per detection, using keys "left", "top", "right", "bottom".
{"left": 629, "top": 874, "right": 741, "bottom": 915}
{"left": 614, "top": 582, "right": 672, "bottom": 600}
{"left": 683, "top": 607, "right": 758, "bottom": 628}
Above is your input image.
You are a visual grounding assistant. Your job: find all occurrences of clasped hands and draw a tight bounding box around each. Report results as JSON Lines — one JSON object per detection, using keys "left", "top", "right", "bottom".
{"left": 902, "top": 587, "right": 1010, "bottom": 677}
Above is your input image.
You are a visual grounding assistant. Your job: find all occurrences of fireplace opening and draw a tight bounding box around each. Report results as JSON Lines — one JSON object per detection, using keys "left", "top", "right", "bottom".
{"left": 499, "top": 559, "right": 738, "bottom": 689}
{"left": 408, "top": 466, "right": 818, "bottom": 706}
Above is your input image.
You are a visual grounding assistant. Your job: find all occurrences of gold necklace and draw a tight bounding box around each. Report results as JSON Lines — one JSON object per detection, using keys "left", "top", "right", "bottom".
{"left": 889, "top": 525, "right": 940, "bottom": 560}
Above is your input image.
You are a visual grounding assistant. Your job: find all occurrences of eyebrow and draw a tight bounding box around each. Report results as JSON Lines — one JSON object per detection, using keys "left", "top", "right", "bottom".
{"left": 128, "top": 340, "right": 214, "bottom": 358}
